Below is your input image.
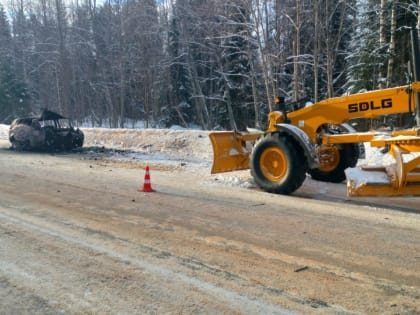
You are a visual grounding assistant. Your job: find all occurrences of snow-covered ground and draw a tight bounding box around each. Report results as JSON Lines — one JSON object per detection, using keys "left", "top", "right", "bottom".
{"left": 0, "top": 124, "right": 417, "bottom": 190}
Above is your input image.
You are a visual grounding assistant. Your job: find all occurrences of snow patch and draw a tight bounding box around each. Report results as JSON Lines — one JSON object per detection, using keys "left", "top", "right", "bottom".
{"left": 345, "top": 167, "right": 391, "bottom": 189}
{"left": 229, "top": 148, "right": 240, "bottom": 156}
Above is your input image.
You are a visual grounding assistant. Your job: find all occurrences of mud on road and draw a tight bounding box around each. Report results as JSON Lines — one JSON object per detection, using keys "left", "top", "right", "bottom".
{"left": 0, "top": 141, "right": 419, "bottom": 314}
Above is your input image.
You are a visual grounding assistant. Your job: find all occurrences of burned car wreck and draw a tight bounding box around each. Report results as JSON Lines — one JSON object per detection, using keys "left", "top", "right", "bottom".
{"left": 9, "top": 109, "right": 84, "bottom": 151}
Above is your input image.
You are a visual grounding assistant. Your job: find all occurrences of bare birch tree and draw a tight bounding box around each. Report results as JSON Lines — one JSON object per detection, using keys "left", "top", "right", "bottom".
{"left": 386, "top": 0, "right": 396, "bottom": 88}
{"left": 379, "top": 0, "right": 387, "bottom": 88}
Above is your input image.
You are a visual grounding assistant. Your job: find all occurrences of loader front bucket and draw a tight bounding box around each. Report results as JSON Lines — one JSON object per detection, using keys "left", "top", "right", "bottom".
{"left": 345, "top": 136, "right": 420, "bottom": 196}
{"left": 209, "top": 131, "right": 262, "bottom": 174}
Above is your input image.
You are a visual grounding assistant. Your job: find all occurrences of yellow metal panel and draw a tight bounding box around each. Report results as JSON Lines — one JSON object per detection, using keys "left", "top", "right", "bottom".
{"left": 322, "top": 132, "right": 377, "bottom": 144}
{"left": 209, "top": 131, "right": 261, "bottom": 174}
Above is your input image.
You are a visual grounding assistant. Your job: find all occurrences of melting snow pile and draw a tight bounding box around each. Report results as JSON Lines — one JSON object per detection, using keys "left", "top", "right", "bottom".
{"left": 347, "top": 142, "right": 420, "bottom": 188}
{"left": 345, "top": 168, "right": 391, "bottom": 188}
{"left": 82, "top": 127, "right": 213, "bottom": 162}
{"left": 0, "top": 125, "right": 8, "bottom": 140}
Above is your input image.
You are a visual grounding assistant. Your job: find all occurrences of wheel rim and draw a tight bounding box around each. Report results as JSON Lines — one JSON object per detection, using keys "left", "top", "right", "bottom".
{"left": 318, "top": 145, "right": 340, "bottom": 172}
{"left": 260, "top": 146, "right": 288, "bottom": 182}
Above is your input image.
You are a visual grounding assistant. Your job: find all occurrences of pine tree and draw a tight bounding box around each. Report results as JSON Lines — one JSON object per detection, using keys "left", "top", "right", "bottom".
{"left": 165, "top": 7, "right": 193, "bottom": 127}
{"left": 354, "top": 0, "right": 386, "bottom": 92}
{"left": 0, "top": 6, "right": 30, "bottom": 123}
{"left": 218, "top": 0, "right": 254, "bottom": 130}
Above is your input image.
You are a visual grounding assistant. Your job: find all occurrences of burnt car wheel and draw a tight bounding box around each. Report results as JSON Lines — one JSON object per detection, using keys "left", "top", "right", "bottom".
{"left": 10, "top": 137, "right": 30, "bottom": 151}
{"left": 63, "top": 133, "right": 74, "bottom": 150}
{"left": 72, "top": 130, "right": 84, "bottom": 148}
{"left": 44, "top": 126, "right": 58, "bottom": 150}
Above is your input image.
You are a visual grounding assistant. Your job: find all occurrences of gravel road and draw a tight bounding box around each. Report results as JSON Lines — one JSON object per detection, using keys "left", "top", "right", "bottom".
{"left": 0, "top": 140, "right": 419, "bottom": 314}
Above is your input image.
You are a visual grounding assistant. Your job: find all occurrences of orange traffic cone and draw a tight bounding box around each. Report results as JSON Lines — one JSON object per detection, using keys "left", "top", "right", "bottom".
{"left": 140, "top": 165, "right": 155, "bottom": 192}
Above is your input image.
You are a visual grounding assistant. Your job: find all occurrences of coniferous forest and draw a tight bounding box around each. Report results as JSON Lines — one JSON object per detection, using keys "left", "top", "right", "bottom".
{"left": 0, "top": 0, "right": 419, "bottom": 130}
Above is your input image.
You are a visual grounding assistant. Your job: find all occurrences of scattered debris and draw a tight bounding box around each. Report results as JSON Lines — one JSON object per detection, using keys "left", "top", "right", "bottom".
{"left": 294, "top": 266, "right": 309, "bottom": 273}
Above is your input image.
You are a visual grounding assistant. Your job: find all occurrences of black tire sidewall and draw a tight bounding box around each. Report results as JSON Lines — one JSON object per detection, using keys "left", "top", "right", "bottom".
{"left": 309, "top": 143, "right": 359, "bottom": 183}
{"left": 250, "top": 133, "right": 307, "bottom": 194}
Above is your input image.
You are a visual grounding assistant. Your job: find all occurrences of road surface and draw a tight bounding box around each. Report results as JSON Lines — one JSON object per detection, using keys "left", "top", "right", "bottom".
{"left": 0, "top": 141, "right": 419, "bottom": 314}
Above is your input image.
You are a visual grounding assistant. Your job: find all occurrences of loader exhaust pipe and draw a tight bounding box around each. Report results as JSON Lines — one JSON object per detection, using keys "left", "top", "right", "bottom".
{"left": 410, "top": 28, "right": 420, "bottom": 126}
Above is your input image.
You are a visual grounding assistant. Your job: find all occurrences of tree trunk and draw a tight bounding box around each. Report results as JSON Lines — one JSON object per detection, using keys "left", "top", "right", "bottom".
{"left": 55, "top": 0, "right": 70, "bottom": 115}
{"left": 189, "top": 62, "right": 209, "bottom": 130}
{"left": 249, "top": 56, "right": 260, "bottom": 129}
{"left": 379, "top": 0, "right": 387, "bottom": 89}
{"left": 251, "top": 0, "right": 274, "bottom": 112}
{"left": 119, "top": 2, "right": 126, "bottom": 128}
{"left": 293, "top": 0, "right": 301, "bottom": 102}
{"left": 224, "top": 89, "right": 238, "bottom": 131}
{"left": 325, "top": 0, "right": 345, "bottom": 98}
{"left": 386, "top": 1, "right": 396, "bottom": 88}
{"left": 313, "top": 0, "right": 319, "bottom": 102}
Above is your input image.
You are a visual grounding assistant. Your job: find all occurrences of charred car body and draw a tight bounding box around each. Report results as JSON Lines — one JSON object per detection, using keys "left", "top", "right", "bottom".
{"left": 9, "top": 109, "right": 84, "bottom": 151}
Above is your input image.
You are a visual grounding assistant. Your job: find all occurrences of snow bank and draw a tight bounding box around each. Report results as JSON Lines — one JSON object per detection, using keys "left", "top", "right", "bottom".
{"left": 359, "top": 142, "right": 395, "bottom": 166}
{"left": 0, "top": 124, "right": 8, "bottom": 140}
{"left": 345, "top": 167, "right": 390, "bottom": 189}
{"left": 1, "top": 124, "right": 418, "bottom": 189}
{"left": 0, "top": 124, "right": 402, "bottom": 168}
{"left": 82, "top": 127, "right": 213, "bottom": 161}
{"left": 82, "top": 127, "right": 420, "bottom": 169}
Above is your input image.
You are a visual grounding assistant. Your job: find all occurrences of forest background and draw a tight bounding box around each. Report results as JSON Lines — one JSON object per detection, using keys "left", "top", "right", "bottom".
{"left": 0, "top": 0, "right": 420, "bottom": 130}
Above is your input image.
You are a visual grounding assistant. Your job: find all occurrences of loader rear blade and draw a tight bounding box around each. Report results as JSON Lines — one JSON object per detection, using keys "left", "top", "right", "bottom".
{"left": 345, "top": 136, "right": 420, "bottom": 196}
{"left": 209, "top": 131, "right": 261, "bottom": 174}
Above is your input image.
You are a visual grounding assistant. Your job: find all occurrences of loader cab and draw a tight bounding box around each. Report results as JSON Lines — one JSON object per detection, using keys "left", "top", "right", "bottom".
{"left": 274, "top": 96, "right": 290, "bottom": 124}
{"left": 274, "top": 96, "right": 285, "bottom": 111}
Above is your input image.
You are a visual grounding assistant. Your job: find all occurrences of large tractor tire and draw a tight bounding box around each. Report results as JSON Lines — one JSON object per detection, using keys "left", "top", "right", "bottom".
{"left": 250, "top": 132, "right": 308, "bottom": 195}
{"left": 308, "top": 143, "right": 360, "bottom": 183}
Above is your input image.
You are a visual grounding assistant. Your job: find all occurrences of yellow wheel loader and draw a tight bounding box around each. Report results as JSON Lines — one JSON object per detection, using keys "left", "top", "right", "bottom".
{"left": 210, "top": 29, "right": 420, "bottom": 197}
